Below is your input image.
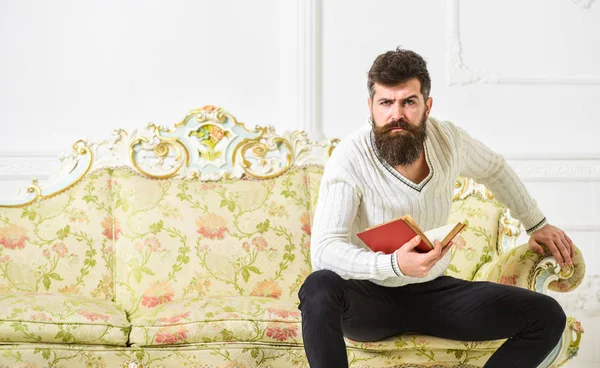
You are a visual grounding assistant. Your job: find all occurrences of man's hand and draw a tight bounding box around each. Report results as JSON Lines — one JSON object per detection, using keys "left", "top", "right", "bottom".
{"left": 529, "top": 224, "right": 575, "bottom": 267}
{"left": 396, "top": 235, "right": 453, "bottom": 277}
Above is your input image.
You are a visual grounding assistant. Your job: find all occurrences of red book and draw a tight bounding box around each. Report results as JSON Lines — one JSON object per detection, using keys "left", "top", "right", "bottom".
{"left": 357, "top": 215, "right": 466, "bottom": 254}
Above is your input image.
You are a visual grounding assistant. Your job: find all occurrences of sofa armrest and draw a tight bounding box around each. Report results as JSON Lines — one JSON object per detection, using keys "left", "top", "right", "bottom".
{"left": 473, "top": 243, "right": 586, "bottom": 294}
{"left": 552, "top": 316, "right": 585, "bottom": 367}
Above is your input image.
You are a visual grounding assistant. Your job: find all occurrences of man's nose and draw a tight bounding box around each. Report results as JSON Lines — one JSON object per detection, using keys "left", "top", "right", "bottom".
{"left": 390, "top": 103, "right": 405, "bottom": 121}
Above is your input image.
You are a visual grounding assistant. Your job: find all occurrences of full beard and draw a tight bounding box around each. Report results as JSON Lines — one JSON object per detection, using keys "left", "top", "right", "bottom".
{"left": 372, "top": 111, "right": 428, "bottom": 167}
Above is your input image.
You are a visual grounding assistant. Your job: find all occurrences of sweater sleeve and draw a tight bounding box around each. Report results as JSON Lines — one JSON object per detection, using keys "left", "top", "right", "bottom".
{"left": 310, "top": 164, "right": 404, "bottom": 281}
{"left": 447, "top": 122, "right": 547, "bottom": 235}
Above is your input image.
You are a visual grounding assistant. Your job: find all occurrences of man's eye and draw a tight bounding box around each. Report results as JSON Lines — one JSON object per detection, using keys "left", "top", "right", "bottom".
{"left": 381, "top": 101, "right": 392, "bottom": 106}
{"left": 406, "top": 100, "right": 415, "bottom": 105}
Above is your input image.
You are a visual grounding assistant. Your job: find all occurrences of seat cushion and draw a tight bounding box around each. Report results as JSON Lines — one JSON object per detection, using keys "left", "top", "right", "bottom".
{"left": 129, "top": 294, "right": 507, "bottom": 357}
{"left": 0, "top": 292, "right": 130, "bottom": 345}
{"left": 129, "top": 296, "right": 302, "bottom": 346}
{"left": 345, "top": 333, "right": 505, "bottom": 352}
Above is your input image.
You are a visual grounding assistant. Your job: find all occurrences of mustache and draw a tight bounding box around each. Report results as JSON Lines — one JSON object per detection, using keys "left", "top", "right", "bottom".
{"left": 379, "top": 119, "right": 413, "bottom": 134}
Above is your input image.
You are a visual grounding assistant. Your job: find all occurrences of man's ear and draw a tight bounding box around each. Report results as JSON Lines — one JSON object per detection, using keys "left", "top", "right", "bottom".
{"left": 367, "top": 97, "right": 372, "bottom": 110}
{"left": 425, "top": 97, "right": 433, "bottom": 116}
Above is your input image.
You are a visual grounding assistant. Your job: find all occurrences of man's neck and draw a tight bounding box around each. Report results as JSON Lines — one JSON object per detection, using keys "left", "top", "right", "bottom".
{"left": 393, "top": 148, "right": 429, "bottom": 184}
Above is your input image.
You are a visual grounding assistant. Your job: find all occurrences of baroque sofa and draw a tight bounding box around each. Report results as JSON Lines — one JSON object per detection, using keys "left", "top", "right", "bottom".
{"left": 0, "top": 106, "right": 586, "bottom": 367}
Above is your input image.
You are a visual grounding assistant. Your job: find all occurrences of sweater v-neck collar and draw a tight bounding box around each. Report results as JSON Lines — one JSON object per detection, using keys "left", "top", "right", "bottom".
{"left": 369, "top": 129, "right": 434, "bottom": 193}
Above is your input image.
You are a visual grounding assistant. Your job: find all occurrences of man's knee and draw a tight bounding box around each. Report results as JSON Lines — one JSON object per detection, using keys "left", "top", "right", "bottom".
{"left": 298, "top": 269, "right": 345, "bottom": 309}
{"left": 544, "top": 296, "right": 567, "bottom": 338}
{"left": 532, "top": 294, "right": 567, "bottom": 342}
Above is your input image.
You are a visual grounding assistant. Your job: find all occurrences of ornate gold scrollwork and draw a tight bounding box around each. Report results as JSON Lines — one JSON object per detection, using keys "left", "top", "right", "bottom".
{"left": 26, "top": 179, "right": 42, "bottom": 200}
{"left": 328, "top": 138, "right": 340, "bottom": 157}
{"left": 238, "top": 136, "right": 293, "bottom": 180}
{"left": 128, "top": 133, "right": 189, "bottom": 180}
{"left": 175, "top": 105, "right": 229, "bottom": 129}
{"left": 452, "top": 177, "right": 469, "bottom": 200}
{"left": 496, "top": 209, "right": 522, "bottom": 254}
{"left": 2, "top": 105, "right": 337, "bottom": 208}
{"left": 528, "top": 257, "right": 575, "bottom": 291}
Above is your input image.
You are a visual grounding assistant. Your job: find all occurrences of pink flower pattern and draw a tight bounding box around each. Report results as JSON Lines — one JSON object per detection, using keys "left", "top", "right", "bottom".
{"left": 52, "top": 242, "right": 69, "bottom": 257}
{"left": 30, "top": 312, "right": 52, "bottom": 321}
{"left": 155, "top": 326, "right": 188, "bottom": 344}
{"left": 0, "top": 224, "right": 29, "bottom": 250}
{"left": 196, "top": 214, "right": 228, "bottom": 240}
{"left": 78, "top": 310, "right": 110, "bottom": 322}
{"left": 251, "top": 279, "right": 282, "bottom": 299}
{"left": 267, "top": 308, "right": 300, "bottom": 320}
{"left": 158, "top": 311, "right": 191, "bottom": 324}
{"left": 101, "top": 217, "right": 121, "bottom": 240}
{"left": 300, "top": 212, "right": 311, "bottom": 235}
{"left": 266, "top": 323, "right": 298, "bottom": 341}
{"left": 251, "top": 237, "right": 267, "bottom": 251}
{"left": 142, "top": 281, "right": 175, "bottom": 308}
{"left": 500, "top": 274, "right": 518, "bottom": 286}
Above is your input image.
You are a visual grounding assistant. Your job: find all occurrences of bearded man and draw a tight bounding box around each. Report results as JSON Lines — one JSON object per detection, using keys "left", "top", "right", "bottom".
{"left": 298, "top": 48, "right": 574, "bottom": 368}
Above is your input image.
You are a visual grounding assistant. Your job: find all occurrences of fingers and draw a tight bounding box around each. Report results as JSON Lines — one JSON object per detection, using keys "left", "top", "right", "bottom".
{"left": 401, "top": 235, "right": 422, "bottom": 252}
{"left": 545, "top": 239, "right": 568, "bottom": 267}
{"left": 549, "top": 231, "right": 572, "bottom": 267}
{"left": 530, "top": 225, "right": 574, "bottom": 268}
{"left": 558, "top": 235, "right": 573, "bottom": 266}
{"left": 564, "top": 233, "right": 575, "bottom": 259}
{"left": 423, "top": 240, "right": 442, "bottom": 261}
{"left": 440, "top": 241, "right": 454, "bottom": 258}
{"left": 529, "top": 238, "right": 545, "bottom": 256}
{"left": 424, "top": 240, "right": 449, "bottom": 267}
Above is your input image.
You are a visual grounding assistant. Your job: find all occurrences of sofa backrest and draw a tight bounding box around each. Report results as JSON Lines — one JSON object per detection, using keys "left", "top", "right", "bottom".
{"left": 111, "top": 166, "right": 315, "bottom": 313}
{"left": 0, "top": 106, "right": 523, "bottom": 311}
{"left": 0, "top": 169, "right": 116, "bottom": 299}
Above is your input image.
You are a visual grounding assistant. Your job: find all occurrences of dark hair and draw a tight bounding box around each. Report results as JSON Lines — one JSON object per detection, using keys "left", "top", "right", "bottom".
{"left": 367, "top": 47, "right": 431, "bottom": 101}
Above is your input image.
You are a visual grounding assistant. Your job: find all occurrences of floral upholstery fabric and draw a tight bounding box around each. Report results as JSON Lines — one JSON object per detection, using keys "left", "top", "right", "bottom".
{"left": 0, "top": 164, "right": 585, "bottom": 367}
{"left": 444, "top": 193, "right": 505, "bottom": 281}
{"left": 0, "top": 342, "right": 495, "bottom": 367}
{"left": 111, "top": 167, "right": 312, "bottom": 315}
{"left": 304, "top": 165, "right": 324, "bottom": 223}
{"left": 0, "top": 292, "right": 129, "bottom": 345}
{"left": 128, "top": 296, "right": 301, "bottom": 346}
{"left": 0, "top": 170, "right": 115, "bottom": 299}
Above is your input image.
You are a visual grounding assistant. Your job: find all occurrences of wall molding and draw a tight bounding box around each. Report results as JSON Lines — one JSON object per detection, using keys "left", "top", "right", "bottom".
{"left": 2, "top": 152, "right": 600, "bottom": 180}
{"left": 571, "top": 0, "right": 597, "bottom": 9}
{"left": 298, "top": 0, "right": 323, "bottom": 140}
{"left": 447, "top": 0, "right": 600, "bottom": 86}
{"left": 0, "top": 153, "right": 61, "bottom": 180}
{"left": 506, "top": 157, "right": 600, "bottom": 182}
{"left": 278, "top": 0, "right": 324, "bottom": 140}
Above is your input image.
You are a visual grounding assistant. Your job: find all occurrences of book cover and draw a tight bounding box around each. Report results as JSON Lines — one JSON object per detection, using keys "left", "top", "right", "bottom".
{"left": 357, "top": 215, "right": 466, "bottom": 254}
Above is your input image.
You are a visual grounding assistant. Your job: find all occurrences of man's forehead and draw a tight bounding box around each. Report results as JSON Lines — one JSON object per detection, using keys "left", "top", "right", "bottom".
{"left": 374, "top": 80, "right": 422, "bottom": 99}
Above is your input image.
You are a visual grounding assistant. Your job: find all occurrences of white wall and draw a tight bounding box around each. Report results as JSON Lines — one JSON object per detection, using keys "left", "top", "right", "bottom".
{"left": 1, "top": 0, "right": 599, "bottom": 366}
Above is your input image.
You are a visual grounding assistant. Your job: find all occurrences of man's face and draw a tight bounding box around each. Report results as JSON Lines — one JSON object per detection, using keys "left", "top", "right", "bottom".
{"left": 368, "top": 79, "right": 432, "bottom": 166}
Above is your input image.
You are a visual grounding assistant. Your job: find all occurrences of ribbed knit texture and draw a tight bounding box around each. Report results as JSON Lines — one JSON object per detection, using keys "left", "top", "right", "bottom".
{"left": 310, "top": 117, "right": 547, "bottom": 287}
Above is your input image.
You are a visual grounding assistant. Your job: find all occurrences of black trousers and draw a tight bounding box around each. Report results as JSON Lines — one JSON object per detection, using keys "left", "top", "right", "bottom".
{"left": 298, "top": 270, "right": 566, "bottom": 368}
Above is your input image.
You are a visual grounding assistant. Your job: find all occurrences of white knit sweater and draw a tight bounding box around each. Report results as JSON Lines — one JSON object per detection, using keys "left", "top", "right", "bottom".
{"left": 310, "top": 117, "right": 547, "bottom": 287}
